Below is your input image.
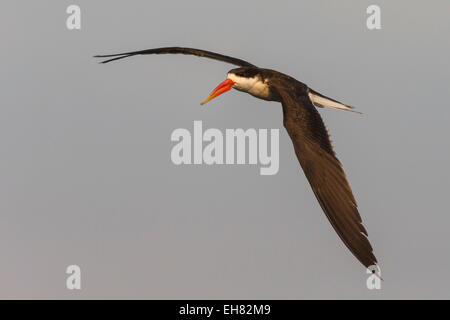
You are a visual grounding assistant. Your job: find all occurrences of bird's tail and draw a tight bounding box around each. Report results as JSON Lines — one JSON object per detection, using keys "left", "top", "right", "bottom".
{"left": 308, "top": 89, "right": 361, "bottom": 114}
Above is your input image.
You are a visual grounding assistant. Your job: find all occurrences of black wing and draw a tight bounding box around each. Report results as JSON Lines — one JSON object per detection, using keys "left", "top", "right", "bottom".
{"left": 94, "top": 47, "right": 256, "bottom": 67}
{"left": 276, "top": 85, "right": 377, "bottom": 270}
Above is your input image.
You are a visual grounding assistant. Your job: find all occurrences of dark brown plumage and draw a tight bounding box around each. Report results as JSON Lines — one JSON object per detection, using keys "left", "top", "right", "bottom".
{"left": 95, "top": 47, "right": 378, "bottom": 273}
{"left": 94, "top": 47, "right": 255, "bottom": 67}
{"left": 273, "top": 78, "right": 377, "bottom": 269}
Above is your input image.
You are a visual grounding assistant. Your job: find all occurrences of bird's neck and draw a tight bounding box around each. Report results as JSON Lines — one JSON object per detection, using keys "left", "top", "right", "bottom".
{"left": 228, "top": 74, "right": 272, "bottom": 101}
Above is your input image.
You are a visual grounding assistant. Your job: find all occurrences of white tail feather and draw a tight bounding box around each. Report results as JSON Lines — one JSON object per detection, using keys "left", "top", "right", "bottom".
{"left": 308, "top": 90, "right": 361, "bottom": 114}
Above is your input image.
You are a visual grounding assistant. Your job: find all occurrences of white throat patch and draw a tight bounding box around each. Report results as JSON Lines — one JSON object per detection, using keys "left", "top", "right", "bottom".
{"left": 227, "top": 73, "right": 270, "bottom": 99}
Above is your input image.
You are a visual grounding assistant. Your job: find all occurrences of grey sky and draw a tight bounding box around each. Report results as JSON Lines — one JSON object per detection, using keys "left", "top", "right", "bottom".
{"left": 1, "top": 0, "right": 450, "bottom": 299}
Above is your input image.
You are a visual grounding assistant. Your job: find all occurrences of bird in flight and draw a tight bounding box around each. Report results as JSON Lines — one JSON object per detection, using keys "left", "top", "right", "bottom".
{"left": 95, "top": 47, "right": 378, "bottom": 274}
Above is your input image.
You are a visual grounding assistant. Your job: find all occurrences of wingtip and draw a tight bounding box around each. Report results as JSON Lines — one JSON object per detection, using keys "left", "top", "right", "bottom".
{"left": 94, "top": 55, "right": 105, "bottom": 64}
{"left": 372, "top": 270, "right": 384, "bottom": 281}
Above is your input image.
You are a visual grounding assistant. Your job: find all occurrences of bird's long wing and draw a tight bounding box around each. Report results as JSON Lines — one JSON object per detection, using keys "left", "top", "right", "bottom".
{"left": 94, "top": 47, "right": 256, "bottom": 67}
{"left": 277, "top": 87, "right": 377, "bottom": 270}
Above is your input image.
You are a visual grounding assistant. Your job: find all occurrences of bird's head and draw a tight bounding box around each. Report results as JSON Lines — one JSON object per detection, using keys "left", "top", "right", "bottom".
{"left": 201, "top": 67, "right": 270, "bottom": 105}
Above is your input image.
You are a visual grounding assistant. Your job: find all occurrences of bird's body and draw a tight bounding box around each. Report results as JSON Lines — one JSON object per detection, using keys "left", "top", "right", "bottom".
{"left": 95, "top": 47, "right": 379, "bottom": 275}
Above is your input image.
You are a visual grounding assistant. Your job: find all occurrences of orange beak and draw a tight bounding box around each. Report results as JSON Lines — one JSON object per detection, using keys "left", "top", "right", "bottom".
{"left": 200, "top": 78, "right": 235, "bottom": 105}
